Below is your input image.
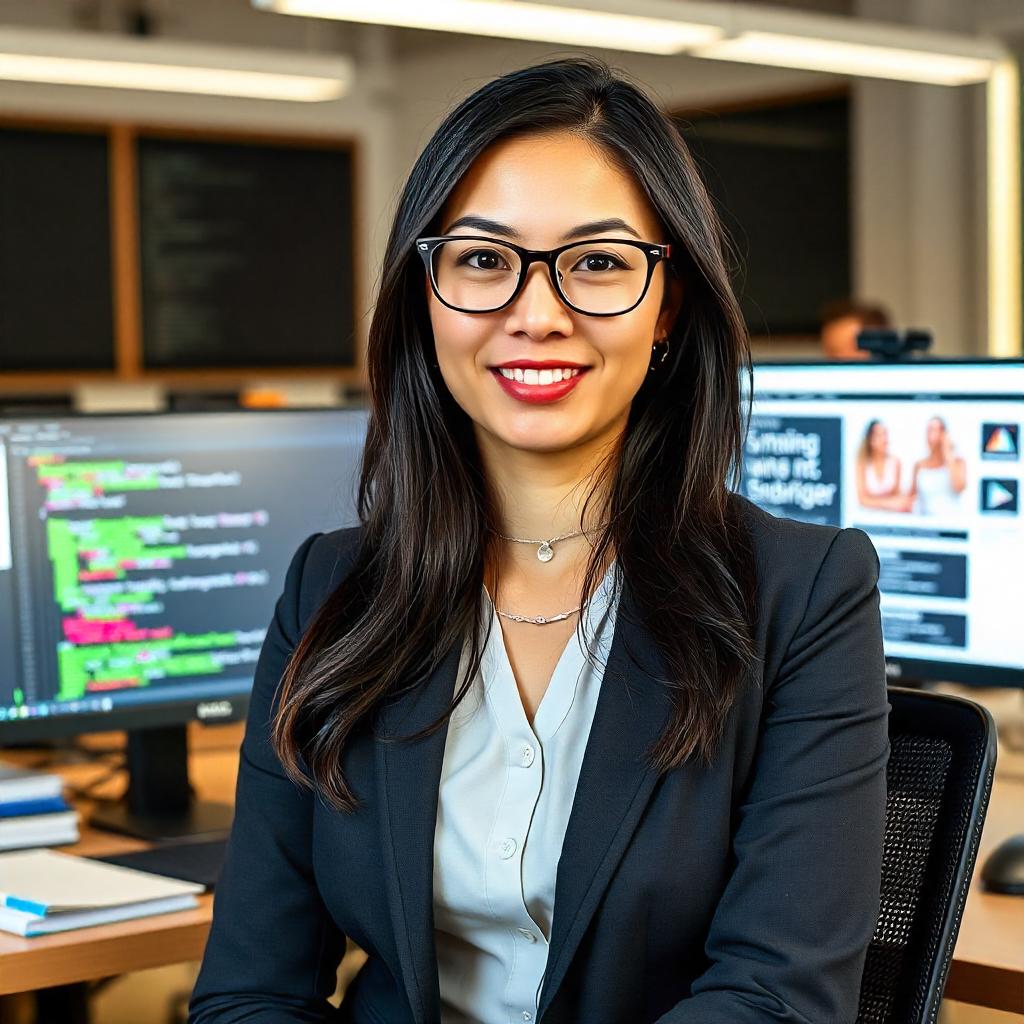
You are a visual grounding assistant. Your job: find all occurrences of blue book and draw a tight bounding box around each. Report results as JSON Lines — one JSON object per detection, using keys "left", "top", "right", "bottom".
{"left": 0, "top": 796, "right": 70, "bottom": 819}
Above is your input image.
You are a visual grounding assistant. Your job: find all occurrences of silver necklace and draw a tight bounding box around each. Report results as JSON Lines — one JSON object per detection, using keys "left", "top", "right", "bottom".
{"left": 495, "top": 520, "right": 610, "bottom": 563}
{"left": 495, "top": 605, "right": 581, "bottom": 625}
{"left": 487, "top": 520, "right": 606, "bottom": 622}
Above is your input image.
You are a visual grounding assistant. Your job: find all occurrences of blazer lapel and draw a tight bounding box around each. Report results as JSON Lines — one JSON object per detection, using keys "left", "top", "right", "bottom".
{"left": 537, "top": 579, "right": 673, "bottom": 1022}
{"left": 376, "top": 638, "right": 461, "bottom": 1024}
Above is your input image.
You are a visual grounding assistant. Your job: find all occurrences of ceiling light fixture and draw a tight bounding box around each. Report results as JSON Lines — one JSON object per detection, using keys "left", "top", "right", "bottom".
{"left": 0, "top": 27, "right": 353, "bottom": 101}
{"left": 251, "top": 0, "right": 723, "bottom": 56}
{"left": 691, "top": 31, "right": 996, "bottom": 86}
{"left": 987, "top": 59, "right": 1022, "bottom": 356}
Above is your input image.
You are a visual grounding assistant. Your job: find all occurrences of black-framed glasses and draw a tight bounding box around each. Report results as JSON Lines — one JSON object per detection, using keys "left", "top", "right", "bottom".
{"left": 415, "top": 235, "right": 673, "bottom": 317}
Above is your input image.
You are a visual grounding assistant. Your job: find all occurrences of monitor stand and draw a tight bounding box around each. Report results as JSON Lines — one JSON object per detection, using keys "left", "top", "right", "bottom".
{"left": 89, "top": 723, "right": 234, "bottom": 842}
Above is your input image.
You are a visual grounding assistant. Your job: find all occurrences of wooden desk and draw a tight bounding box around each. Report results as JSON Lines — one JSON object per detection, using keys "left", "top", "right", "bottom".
{"left": 1, "top": 725, "right": 1023, "bottom": 1014}
{"left": 945, "top": 767, "right": 1024, "bottom": 1014}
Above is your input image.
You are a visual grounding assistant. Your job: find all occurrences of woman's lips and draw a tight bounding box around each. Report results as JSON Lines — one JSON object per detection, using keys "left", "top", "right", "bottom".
{"left": 490, "top": 367, "right": 589, "bottom": 404}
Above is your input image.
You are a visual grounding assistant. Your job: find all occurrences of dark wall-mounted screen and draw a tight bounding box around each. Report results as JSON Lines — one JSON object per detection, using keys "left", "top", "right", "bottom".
{"left": 137, "top": 136, "right": 355, "bottom": 369}
{"left": 0, "top": 127, "right": 115, "bottom": 371}
{"left": 676, "top": 94, "right": 851, "bottom": 336}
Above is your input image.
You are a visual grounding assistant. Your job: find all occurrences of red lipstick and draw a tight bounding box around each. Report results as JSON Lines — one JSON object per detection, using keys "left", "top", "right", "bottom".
{"left": 489, "top": 364, "right": 589, "bottom": 405}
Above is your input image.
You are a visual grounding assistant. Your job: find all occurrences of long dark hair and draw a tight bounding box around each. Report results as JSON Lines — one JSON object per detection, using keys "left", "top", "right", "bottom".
{"left": 858, "top": 419, "right": 884, "bottom": 463}
{"left": 272, "top": 55, "right": 759, "bottom": 812}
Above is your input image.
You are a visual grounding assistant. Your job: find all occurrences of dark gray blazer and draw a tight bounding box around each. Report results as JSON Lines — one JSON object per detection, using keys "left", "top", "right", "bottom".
{"left": 189, "top": 498, "right": 890, "bottom": 1024}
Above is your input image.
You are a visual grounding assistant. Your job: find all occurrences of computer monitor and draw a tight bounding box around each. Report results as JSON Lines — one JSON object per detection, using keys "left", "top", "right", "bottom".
{"left": 0, "top": 407, "right": 369, "bottom": 838}
{"left": 743, "top": 358, "right": 1024, "bottom": 689}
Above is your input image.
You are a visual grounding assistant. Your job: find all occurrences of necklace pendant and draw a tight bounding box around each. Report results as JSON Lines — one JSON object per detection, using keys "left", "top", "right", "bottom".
{"left": 537, "top": 541, "right": 554, "bottom": 562}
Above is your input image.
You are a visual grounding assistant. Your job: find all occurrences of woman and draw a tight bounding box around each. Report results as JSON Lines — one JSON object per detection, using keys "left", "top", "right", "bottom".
{"left": 855, "top": 419, "right": 911, "bottom": 512}
{"left": 908, "top": 416, "right": 967, "bottom": 517}
{"left": 190, "top": 57, "right": 889, "bottom": 1024}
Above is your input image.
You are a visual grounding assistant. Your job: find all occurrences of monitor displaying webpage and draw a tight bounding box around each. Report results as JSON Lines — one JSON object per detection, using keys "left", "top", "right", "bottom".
{"left": 744, "top": 360, "right": 1024, "bottom": 686}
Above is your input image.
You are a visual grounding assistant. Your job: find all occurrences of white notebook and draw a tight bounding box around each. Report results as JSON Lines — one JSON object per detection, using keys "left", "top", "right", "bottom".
{"left": 0, "top": 764, "right": 64, "bottom": 804}
{"left": 0, "top": 811, "right": 79, "bottom": 852}
{"left": 0, "top": 849, "right": 203, "bottom": 936}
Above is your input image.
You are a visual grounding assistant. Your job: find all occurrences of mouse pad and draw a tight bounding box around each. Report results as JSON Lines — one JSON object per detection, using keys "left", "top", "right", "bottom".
{"left": 90, "top": 838, "right": 227, "bottom": 891}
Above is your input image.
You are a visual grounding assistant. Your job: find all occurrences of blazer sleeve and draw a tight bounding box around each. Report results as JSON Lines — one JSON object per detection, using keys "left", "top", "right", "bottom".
{"left": 189, "top": 531, "right": 347, "bottom": 1024}
{"left": 656, "top": 526, "right": 890, "bottom": 1024}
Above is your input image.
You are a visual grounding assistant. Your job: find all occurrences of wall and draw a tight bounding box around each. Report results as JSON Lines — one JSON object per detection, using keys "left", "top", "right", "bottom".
{"left": 851, "top": 0, "right": 990, "bottom": 356}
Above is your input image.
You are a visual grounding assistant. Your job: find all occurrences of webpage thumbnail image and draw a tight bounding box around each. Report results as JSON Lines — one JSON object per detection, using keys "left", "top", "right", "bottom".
{"left": 740, "top": 406, "right": 1022, "bottom": 672}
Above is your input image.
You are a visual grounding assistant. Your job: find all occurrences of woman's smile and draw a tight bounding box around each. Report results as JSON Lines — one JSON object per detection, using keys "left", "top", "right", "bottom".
{"left": 489, "top": 361, "right": 591, "bottom": 404}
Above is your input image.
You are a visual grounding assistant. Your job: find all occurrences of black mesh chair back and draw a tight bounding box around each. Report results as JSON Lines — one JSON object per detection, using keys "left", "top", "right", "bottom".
{"left": 856, "top": 686, "right": 997, "bottom": 1024}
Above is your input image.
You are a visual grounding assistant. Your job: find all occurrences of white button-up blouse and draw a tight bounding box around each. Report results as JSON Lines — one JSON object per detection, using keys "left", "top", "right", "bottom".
{"left": 432, "top": 559, "right": 620, "bottom": 1024}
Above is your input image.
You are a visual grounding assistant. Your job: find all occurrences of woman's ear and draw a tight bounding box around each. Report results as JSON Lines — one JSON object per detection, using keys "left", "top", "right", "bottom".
{"left": 656, "top": 272, "right": 684, "bottom": 340}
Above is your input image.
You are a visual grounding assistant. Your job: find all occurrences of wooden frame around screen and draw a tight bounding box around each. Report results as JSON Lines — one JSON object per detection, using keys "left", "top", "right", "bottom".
{"left": 671, "top": 83, "right": 850, "bottom": 123}
{"left": 0, "top": 116, "right": 363, "bottom": 393}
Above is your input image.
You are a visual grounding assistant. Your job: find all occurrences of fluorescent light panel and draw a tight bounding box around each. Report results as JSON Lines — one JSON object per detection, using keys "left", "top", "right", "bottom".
{"left": 0, "top": 28, "right": 352, "bottom": 101}
{"left": 252, "top": 0, "right": 723, "bottom": 55}
{"left": 0, "top": 53, "right": 345, "bottom": 100}
{"left": 987, "top": 60, "right": 1022, "bottom": 356}
{"left": 692, "top": 31, "right": 996, "bottom": 86}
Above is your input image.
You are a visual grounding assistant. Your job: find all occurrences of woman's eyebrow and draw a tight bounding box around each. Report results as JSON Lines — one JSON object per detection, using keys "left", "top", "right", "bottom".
{"left": 442, "top": 215, "right": 642, "bottom": 241}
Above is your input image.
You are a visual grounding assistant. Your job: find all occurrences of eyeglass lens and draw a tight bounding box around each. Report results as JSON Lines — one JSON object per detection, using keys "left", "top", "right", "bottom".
{"left": 430, "top": 239, "right": 650, "bottom": 314}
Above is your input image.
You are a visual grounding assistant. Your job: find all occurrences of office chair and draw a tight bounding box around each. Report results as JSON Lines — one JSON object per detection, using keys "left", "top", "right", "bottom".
{"left": 856, "top": 686, "right": 997, "bottom": 1024}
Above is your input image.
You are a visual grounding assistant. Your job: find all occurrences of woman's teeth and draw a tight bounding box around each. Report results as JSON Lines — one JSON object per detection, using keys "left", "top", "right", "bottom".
{"left": 497, "top": 367, "right": 582, "bottom": 385}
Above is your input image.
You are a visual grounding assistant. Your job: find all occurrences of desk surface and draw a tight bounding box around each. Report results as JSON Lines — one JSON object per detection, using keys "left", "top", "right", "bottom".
{"left": 1, "top": 723, "right": 1023, "bottom": 1013}
{"left": 943, "top": 766, "right": 1024, "bottom": 1014}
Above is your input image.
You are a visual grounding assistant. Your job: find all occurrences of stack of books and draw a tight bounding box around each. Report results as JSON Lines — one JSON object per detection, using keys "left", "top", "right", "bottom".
{"left": 0, "top": 849, "right": 203, "bottom": 936}
{"left": 0, "top": 763, "right": 79, "bottom": 850}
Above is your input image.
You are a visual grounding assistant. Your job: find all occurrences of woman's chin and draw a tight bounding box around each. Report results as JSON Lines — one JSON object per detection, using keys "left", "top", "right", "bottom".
{"left": 501, "top": 434, "right": 585, "bottom": 456}
{"left": 480, "top": 418, "right": 592, "bottom": 456}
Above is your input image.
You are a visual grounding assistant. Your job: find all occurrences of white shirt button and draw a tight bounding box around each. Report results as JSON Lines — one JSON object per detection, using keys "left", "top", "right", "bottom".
{"left": 519, "top": 744, "right": 535, "bottom": 767}
{"left": 522, "top": 1013, "right": 533, "bottom": 1022}
{"left": 517, "top": 928, "right": 537, "bottom": 943}
{"left": 498, "top": 837, "right": 517, "bottom": 859}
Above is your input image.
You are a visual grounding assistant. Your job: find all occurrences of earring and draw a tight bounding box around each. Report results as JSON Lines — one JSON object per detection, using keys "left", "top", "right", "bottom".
{"left": 648, "top": 336, "right": 670, "bottom": 373}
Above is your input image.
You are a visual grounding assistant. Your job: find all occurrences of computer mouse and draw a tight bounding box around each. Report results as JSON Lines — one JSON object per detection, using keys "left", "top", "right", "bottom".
{"left": 980, "top": 835, "right": 1024, "bottom": 895}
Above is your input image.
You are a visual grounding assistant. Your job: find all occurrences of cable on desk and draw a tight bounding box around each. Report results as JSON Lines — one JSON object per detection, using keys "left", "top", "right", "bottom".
{"left": 63, "top": 757, "right": 129, "bottom": 802}
{"left": 5, "top": 741, "right": 127, "bottom": 772}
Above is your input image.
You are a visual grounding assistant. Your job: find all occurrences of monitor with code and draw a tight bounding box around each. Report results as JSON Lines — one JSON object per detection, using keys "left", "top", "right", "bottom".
{"left": 0, "top": 408, "right": 368, "bottom": 740}
{"left": 744, "top": 359, "right": 1024, "bottom": 687}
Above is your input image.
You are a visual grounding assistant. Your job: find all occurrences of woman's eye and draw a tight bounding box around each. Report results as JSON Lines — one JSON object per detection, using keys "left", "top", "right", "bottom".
{"left": 573, "top": 252, "right": 627, "bottom": 272}
{"left": 462, "top": 249, "right": 509, "bottom": 271}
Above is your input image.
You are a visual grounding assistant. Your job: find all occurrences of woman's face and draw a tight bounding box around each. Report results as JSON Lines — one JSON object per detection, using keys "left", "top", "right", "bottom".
{"left": 869, "top": 422, "right": 888, "bottom": 455}
{"left": 926, "top": 418, "right": 945, "bottom": 449}
{"left": 426, "top": 131, "right": 683, "bottom": 457}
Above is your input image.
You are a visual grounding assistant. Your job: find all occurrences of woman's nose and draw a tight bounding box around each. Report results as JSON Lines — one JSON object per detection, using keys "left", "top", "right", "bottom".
{"left": 504, "top": 262, "right": 574, "bottom": 336}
